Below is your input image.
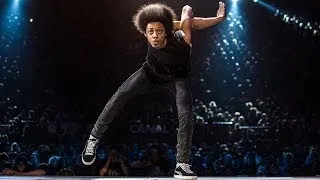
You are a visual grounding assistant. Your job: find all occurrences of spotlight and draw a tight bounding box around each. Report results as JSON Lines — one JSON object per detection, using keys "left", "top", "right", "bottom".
{"left": 253, "top": 0, "right": 258, "bottom": 2}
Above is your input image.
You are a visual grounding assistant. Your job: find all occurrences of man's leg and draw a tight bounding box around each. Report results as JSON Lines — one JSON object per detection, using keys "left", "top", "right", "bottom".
{"left": 172, "top": 78, "right": 197, "bottom": 179}
{"left": 82, "top": 68, "right": 150, "bottom": 165}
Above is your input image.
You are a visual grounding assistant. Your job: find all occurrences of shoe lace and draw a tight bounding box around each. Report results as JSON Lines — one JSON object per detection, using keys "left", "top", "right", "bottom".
{"left": 85, "top": 139, "right": 97, "bottom": 155}
{"left": 180, "top": 163, "right": 194, "bottom": 174}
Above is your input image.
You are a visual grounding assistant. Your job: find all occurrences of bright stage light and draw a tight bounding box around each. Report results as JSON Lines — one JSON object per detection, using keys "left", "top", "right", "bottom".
{"left": 13, "top": 0, "right": 20, "bottom": 6}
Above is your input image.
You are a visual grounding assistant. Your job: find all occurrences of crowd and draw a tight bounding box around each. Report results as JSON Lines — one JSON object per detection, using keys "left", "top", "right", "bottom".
{"left": 0, "top": 96, "right": 319, "bottom": 176}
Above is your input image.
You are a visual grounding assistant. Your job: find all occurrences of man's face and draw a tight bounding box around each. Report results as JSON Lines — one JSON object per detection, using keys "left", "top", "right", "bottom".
{"left": 145, "top": 22, "right": 167, "bottom": 49}
{"left": 17, "top": 162, "right": 26, "bottom": 172}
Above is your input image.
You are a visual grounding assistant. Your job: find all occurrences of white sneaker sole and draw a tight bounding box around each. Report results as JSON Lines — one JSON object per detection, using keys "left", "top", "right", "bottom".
{"left": 174, "top": 174, "right": 197, "bottom": 179}
{"left": 81, "top": 153, "right": 96, "bottom": 166}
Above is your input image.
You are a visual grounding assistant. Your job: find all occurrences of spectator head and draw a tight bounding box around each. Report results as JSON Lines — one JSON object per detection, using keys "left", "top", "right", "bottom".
{"left": 244, "top": 152, "right": 256, "bottom": 166}
{"left": 217, "top": 113, "right": 224, "bottom": 120}
{"left": 235, "top": 146, "right": 244, "bottom": 156}
{"left": 0, "top": 134, "right": 9, "bottom": 143}
{"left": 30, "top": 151, "right": 40, "bottom": 168}
{"left": 146, "top": 144, "right": 162, "bottom": 162}
{"left": 10, "top": 142, "right": 20, "bottom": 153}
{"left": 223, "top": 154, "right": 233, "bottom": 167}
{"left": 108, "top": 147, "right": 120, "bottom": 160}
{"left": 261, "top": 113, "right": 267, "bottom": 120}
{"left": 209, "top": 101, "right": 217, "bottom": 109}
{"left": 2, "top": 161, "right": 13, "bottom": 169}
{"left": 48, "top": 156, "right": 65, "bottom": 170}
{"left": 284, "top": 152, "right": 294, "bottom": 165}
{"left": 246, "top": 102, "right": 253, "bottom": 108}
{"left": 14, "top": 156, "right": 29, "bottom": 172}
{"left": 238, "top": 116, "right": 245, "bottom": 124}
{"left": 38, "top": 145, "right": 51, "bottom": 164}
{"left": 220, "top": 144, "right": 229, "bottom": 155}
{"left": 207, "top": 110, "right": 214, "bottom": 119}
{"left": 234, "top": 122, "right": 241, "bottom": 130}
{"left": 0, "top": 152, "right": 9, "bottom": 163}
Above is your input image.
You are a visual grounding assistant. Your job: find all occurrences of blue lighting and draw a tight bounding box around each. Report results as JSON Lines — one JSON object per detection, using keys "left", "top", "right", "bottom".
{"left": 253, "top": 0, "right": 320, "bottom": 36}
{"left": 12, "top": 0, "right": 20, "bottom": 11}
{"left": 1, "top": 0, "right": 26, "bottom": 57}
{"left": 255, "top": 0, "right": 277, "bottom": 12}
{"left": 205, "top": 0, "right": 259, "bottom": 99}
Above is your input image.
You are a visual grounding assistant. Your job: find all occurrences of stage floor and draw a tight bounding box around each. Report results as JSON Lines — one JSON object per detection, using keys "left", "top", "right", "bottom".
{"left": 0, "top": 177, "right": 320, "bottom": 180}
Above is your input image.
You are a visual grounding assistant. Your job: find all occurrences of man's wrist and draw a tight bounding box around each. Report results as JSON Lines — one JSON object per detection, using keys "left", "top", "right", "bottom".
{"left": 15, "top": 171, "right": 22, "bottom": 175}
{"left": 216, "top": 16, "right": 225, "bottom": 21}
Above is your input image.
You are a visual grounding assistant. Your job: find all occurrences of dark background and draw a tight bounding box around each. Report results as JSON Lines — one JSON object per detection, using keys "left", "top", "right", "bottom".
{"left": 28, "top": 0, "right": 319, "bottom": 111}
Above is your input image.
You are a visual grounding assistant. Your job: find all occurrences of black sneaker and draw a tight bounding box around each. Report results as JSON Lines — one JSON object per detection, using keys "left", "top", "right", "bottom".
{"left": 174, "top": 163, "right": 197, "bottom": 179}
{"left": 82, "top": 138, "right": 99, "bottom": 165}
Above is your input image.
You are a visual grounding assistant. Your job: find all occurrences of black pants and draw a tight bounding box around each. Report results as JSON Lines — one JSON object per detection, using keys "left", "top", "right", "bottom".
{"left": 91, "top": 67, "right": 194, "bottom": 163}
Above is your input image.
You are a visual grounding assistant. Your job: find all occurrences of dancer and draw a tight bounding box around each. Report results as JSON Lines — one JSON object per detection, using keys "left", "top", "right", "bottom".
{"left": 82, "top": 2, "right": 225, "bottom": 179}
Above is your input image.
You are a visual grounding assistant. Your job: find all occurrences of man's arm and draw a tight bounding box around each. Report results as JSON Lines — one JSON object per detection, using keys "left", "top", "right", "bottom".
{"left": 173, "top": 21, "right": 181, "bottom": 30}
{"left": 179, "top": 5, "right": 193, "bottom": 45}
{"left": 2, "top": 168, "right": 46, "bottom": 176}
{"left": 120, "top": 160, "right": 129, "bottom": 176}
{"left": 15, "top": 169, "right": 46, "bottom": 176}
{"left": 173, "top": 2, "right": 225, "bottom": 31}
{"left": 191, "top": 16, "right": 224, "bottom": 30}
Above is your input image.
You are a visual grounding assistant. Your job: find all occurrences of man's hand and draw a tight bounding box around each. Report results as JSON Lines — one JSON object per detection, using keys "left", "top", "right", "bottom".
{"left": 174, "top": 2, "right": 226, "bottom": 31}
{"left": 107, "top": 154, "right": 115, "bottom": 162}
{"left": 2, "top": 168, "right": 18, "bottom": 175}
{"left": 217, "top": 2, "right": 226, "bottom": 19}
